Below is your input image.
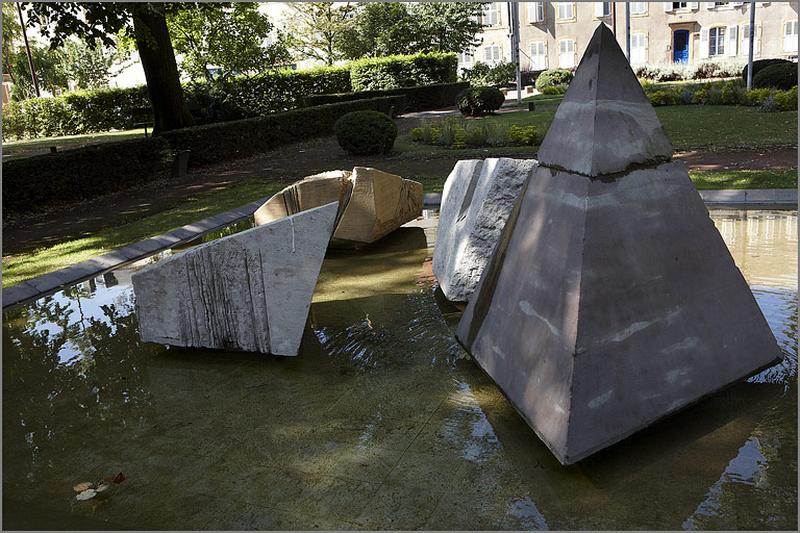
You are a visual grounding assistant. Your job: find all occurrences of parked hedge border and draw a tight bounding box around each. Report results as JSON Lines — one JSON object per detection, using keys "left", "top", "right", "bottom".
{"left": 3, "top": 137, "right": 172, "bottom": 214}
{"left": 303, "top": 82, "right": 469, "bottom": 113}
{"left": 350, "top": 52, "right": 458, "bottom": 91}
{"left": 3, "top": 96, "right": 405, "bottom": 215}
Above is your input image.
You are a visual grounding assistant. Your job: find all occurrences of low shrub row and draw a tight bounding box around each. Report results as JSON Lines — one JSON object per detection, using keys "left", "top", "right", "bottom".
{"left": 303, "top": 81, "right": 469, "bottom": 113}
{"left": 644, "top": 79, "right": 797, "bottom": 111}
{"left": 635, "top": 61, "right": 744, "bottom": 82}
{"left": 411, "top": 117, "right": 539, "bottom": 149}
{"left": 3, "top": 52, "right": 457, "bottom": 141}
{"left": 3, "top": 96, "right": 405, "bottom": 214}
{"left": 349, "top": 52, "right": 457, "bottom": 91}
{"left": 2, "top": 137, "right": 173, "bottom": 214}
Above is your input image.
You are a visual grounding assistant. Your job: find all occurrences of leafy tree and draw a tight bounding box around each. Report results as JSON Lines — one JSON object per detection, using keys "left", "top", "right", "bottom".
{"left": 7, "top": 45, "right": 70, "bottom": 100}
{"left": 285, "top": 2, "right": 356, "bottom": 66}
{"left": 60, "top": 39, "right": 122, "bottom": 90}
{"left": 410, "top": 2, "right": 487, "bottom": 54}
{"left": 336, "top": 2, "right": 418, "bottom": 60}
{"left": 2, "top": 2, "right": 22, "bottom": 84}
{"left": 168, "top": 3, "right": 290, "bottom": 81}
{"left": 25, "top": 2, "right": 195, "bottom": 134}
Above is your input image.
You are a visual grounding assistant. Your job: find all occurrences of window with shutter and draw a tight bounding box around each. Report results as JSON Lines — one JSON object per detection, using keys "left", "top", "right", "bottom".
{"left": 595, "top": 2, "right": 611, "bottom": 17}
{"left": 530, "top": 42, "right": 547, "bottom": 70}
{"left": 630, "top": 2, "right": 647, "bottom": 15}
{"left": 529, "top": 2, "right": 544, "bottom": 23}
{"left": 784, "top": 20, "right": 798, "bottom": 52}
{"left": 709, "top": 27, "right": 725, "bottom": 56}
{"left": 559, "top": 40, "right": 575, "bottom": 68}
{"left": 631, "top": 33, "right": 647, "bottom": 64}
{"left": 557, "top": 2, "right": 574, "bottom": 21}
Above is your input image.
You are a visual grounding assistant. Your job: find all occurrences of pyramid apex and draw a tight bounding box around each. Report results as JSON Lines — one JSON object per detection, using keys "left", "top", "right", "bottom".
{"left": 536, "top": 23, "right": 673, "bottom": 177}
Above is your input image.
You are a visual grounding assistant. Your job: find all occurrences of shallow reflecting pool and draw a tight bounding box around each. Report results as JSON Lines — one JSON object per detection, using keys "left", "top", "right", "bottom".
{"left": 3, "top": 209, "right": 796, "bottom": 530}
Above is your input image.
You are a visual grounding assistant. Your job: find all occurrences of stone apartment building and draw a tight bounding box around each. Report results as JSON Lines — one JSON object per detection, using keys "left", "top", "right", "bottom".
{"left": 461, "top": 1, "right": 798, "bottom": 72}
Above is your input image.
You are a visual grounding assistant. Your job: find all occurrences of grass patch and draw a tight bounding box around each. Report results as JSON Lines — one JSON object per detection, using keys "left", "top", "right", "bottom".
{"left": 690, "top": 169, "right": 797, "bottom": 190}
{"left": 439, "top": 101, "right": 798, "bottom": 151}
{"left": 2, "top": 178, "right": 286, "bottom": 288}
{"left": 4, "top": 168, "right": 792, "bottom": 288}
{"left": 2, "top": 129, "right": 147, "bottom": 161}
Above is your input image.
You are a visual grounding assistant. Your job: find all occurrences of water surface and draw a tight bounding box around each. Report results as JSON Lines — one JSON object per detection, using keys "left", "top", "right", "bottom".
{"left": 3, "top": 209, "right": 796, "bottom": 530}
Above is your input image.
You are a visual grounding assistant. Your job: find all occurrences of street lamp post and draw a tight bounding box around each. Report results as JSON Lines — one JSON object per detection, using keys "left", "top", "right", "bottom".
{"left": 16, "top": 2, "right": 40, "bottom": 97}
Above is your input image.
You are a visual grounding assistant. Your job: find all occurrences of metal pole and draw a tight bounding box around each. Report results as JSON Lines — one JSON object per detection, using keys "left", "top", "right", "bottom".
{"left": 16, "top": 2, "right": 40, "bottom": 97}
{"left": 746, "top": 0, "right": 756, "bottom": 90}
{"left": 510, "top": 1, "right": 522, "bottom": 105}
{"left": 611, "top": 2, "right": 616, "bottom": 36}
{"left": 625, "top": 2, "right": 631, "bottom": 61}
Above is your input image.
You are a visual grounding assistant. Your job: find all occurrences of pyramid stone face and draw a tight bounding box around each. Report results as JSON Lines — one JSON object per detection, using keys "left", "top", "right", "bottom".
{"left": 536, "top": 23, "right": 673, "bottom": 177}
{"left": 254, "top": 167, "right": 423, "bottom": 248}
{"left": 133, "top": 203, "right": 338, "bottom": 356}
{"left": 455, "top": 24, "right": 782, "bottom": 464}
{"left": 433, "top": 158, "right": 536, "bottom": 302}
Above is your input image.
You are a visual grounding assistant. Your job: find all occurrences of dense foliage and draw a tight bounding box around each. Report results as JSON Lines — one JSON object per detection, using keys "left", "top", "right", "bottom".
{"left": 3, "top": 96, "right": 405, "bottom": 213}
{"left": 461, "top": 61, "right": 517, "bottom": 86}
{"left": 636, "top": 61, "right": 745, "bottom": 82}
{"left": 303, "top": 82, "right": 469, "bottom": 113}
{"left": 284, "top": 2, "right": 356, "bottom": 65}
{"left": 643, "top": 79, "right": 797, "bottom": 111}
{"left": 455, "top": 86, "right": 505, "bottom": 116}
{"left": 350, "top": 52, "right": 458, "bottom": 91}
{"left": 534, "top": 69, "right": 574, "bottom": 90}
{"left": 752, "top": 63, "right": 798, "bottom": 91}
{"left": 334, "top": 110, "right": 398, "bottom": 155}
{"left": 411, "top": 117, "right": 539, "bottom": 148}
{"left": 741, "top": 58, "right": 794, "bottom": 82}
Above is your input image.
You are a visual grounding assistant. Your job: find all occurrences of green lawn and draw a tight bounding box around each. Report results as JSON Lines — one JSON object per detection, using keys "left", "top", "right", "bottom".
{"left": 2, "top": 129, "right": 147, "bottom": 161}
{"left": 399, "top": 100, "right": 797, "bottom": 151}
{"left": 4, "top": 168, "right": 794, "bottom": 288}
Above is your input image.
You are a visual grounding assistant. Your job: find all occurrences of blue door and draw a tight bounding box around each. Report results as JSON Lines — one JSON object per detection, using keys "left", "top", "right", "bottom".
{"left": 673, "top": 30, "right": 690, "bottom": 63}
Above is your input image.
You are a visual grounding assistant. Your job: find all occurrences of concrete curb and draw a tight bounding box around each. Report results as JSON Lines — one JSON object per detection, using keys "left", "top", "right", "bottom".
{"left": 4, "top": 188, "right": 796, "bottom": 310}
{"left": 2, "top": 197, "right": 268, "bottom": 310}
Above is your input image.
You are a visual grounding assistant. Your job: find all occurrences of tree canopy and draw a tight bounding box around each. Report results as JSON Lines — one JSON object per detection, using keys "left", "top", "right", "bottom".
{"left": 167, "top": 3, "right": 290, "bottom": 81}
{"left": 284, "top": 2, "right": 356, "bottom": 66}
{"left": 335, "top": 2, "right": 487, "bottom": 61}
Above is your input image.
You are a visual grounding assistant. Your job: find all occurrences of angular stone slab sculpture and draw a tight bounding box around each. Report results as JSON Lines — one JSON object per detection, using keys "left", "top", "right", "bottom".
{"left": 132, "top": 202, "right": 338, "bottom": 356}
{"left": 254, "top": 167, "right": 423, "bottom": 248}
{"left": 433, "top": 158, "right": 537, "bottom": 302}
{"left": 455, "top": 23, "right": 782, "bottom": 465}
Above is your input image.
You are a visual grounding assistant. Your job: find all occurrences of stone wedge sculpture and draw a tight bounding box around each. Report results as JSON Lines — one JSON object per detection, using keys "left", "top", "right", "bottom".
{"left": 254, "top": 167, "right": 423, "bottom": 248}
{"left": 433, "top": 158, "right": 537, "bottom": 302}
{"left": 455, "top": 23, "right": 782, "bottom": 465}
{"left": 132, "top": 202, "right": 338, "bottom": 356}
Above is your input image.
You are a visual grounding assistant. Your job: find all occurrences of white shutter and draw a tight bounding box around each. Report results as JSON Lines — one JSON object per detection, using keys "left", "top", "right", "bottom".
{"left": 664, "top": 2, "right": 672, "bottom": 12}
{"left": 645, "top": 33, "right": 650, "bottom": 62}
{"left": 727, "top": 25, "right": 738, "bottom": 56}
{"left": 691, "top": 2, "right": 701, "bottom": 9}
{"left": 595, "top": 2, "right": 603, "bottom": 17}
{"left": 756, "top": 23, "right": 762, "bottom": 55}
{"left": 700, "top": 28, "right": 709, "bottom": 58}
{"left": 544, "top": 41, "right": 549, "bottom": 68}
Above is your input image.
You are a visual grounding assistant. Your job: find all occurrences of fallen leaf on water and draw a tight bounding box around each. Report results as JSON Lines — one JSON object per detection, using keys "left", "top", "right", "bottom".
{"left": 73, "top": 482, "right": 94, "bottom": 492}
{"left": 95, "top": 483, "right": 111, "bottom": 493}
{"left": 102, "top": 475, "right": 115, "bottom": 484}
{"left": 113, "top": 472, "right": 126, "bottom": 484}
{"left": 76, "top": 489, "right": 97, "bottom": 501}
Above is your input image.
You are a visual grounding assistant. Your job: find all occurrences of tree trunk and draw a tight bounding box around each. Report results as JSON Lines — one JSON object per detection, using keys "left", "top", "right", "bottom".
{"left": 131, "top": 6, "right": 194, "bottom": 135}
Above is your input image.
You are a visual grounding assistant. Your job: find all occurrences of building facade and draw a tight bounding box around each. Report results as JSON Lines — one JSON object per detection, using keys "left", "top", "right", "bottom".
{"left": 461, "top": 2, "right": 798, "bottom": 73}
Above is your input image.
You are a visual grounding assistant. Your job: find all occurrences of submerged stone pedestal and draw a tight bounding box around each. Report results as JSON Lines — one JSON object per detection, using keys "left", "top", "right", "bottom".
{"left": 433, "top": 158, "right": 536, "bottom": 302}
{"left": 132, "top": 202, "right": 338, "bottom": 356}
{"left": 455, "top": 23, "right": 782, "bottom": 465}
{"left": 254, "top": 167, "right": 423, "bottom": 248}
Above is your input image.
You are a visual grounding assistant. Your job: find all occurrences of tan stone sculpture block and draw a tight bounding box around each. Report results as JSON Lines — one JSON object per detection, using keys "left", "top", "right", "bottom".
{"left": 254, "top": 167, "right": 423, "bottom": 248}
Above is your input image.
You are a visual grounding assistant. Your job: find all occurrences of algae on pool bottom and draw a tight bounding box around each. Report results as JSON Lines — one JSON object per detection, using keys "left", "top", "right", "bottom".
{"left": 2, "top": 210, "right": 797, "bottom": 530}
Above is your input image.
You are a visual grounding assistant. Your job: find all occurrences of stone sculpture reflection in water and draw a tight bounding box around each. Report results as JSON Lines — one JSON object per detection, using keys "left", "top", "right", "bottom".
{"left": 132, "top": 203, "right": 338, "bottom": 356}
{"left": 455, "top": 23, "right": 782, "bottom": 465}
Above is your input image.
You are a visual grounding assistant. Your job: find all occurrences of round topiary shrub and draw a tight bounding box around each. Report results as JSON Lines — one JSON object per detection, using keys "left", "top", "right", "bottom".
{"left": 334, "top": 110, "right": 398, "bottom": 155}
{"left": 741, "top": 58, "right": 793, "bottom": 82}
{"left": 456, "top": 86, "right": 505, "bottom": 116}
{"left": 534, "top": 69, "right": 574, "bottom": 90}
{"left": 752, "top": 63, "right": 798, "bottom": 91}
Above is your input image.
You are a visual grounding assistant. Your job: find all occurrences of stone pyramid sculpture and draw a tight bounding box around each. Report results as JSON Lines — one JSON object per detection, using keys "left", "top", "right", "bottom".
{"left": 133, "top": 203, "right": 338, "bottom": 356}
{"left": 433, "top": 158, "right": 537, "bottom": 302}
{"left": 254, "top": 167, "right": 423, "bottom": 248}
{"left": 455, "top": 23, "right": 782, "bottom": 465}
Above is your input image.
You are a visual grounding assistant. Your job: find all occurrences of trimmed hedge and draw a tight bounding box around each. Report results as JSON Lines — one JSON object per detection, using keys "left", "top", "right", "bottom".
{"left": 644, "top": 79, "right": 797, "bottom": 111}
{"left": 159, "top": 96, "right": 405, "bottom": 167}
{"left": 3, "top": 96, "right": 405, "bottom": 214}
{"left": 3, "top": 137, "right": 172, "bottom": 214}
{"left": 334, "top": 111, "right": 398, "bottom": 155}
{"left": 456, "top": 86, "right": 505, "bottom": 116}
{"left": 752, "top": 63, "right": 798, "bottom": 90}
{"left": 350, "top": 52, "right": 458, "bottom": 91}
{"left": 741, "top": 58, "right": 794, "bottom": 82}
{"left": 302, "top": 82, "right": 469, "bottom": 112}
